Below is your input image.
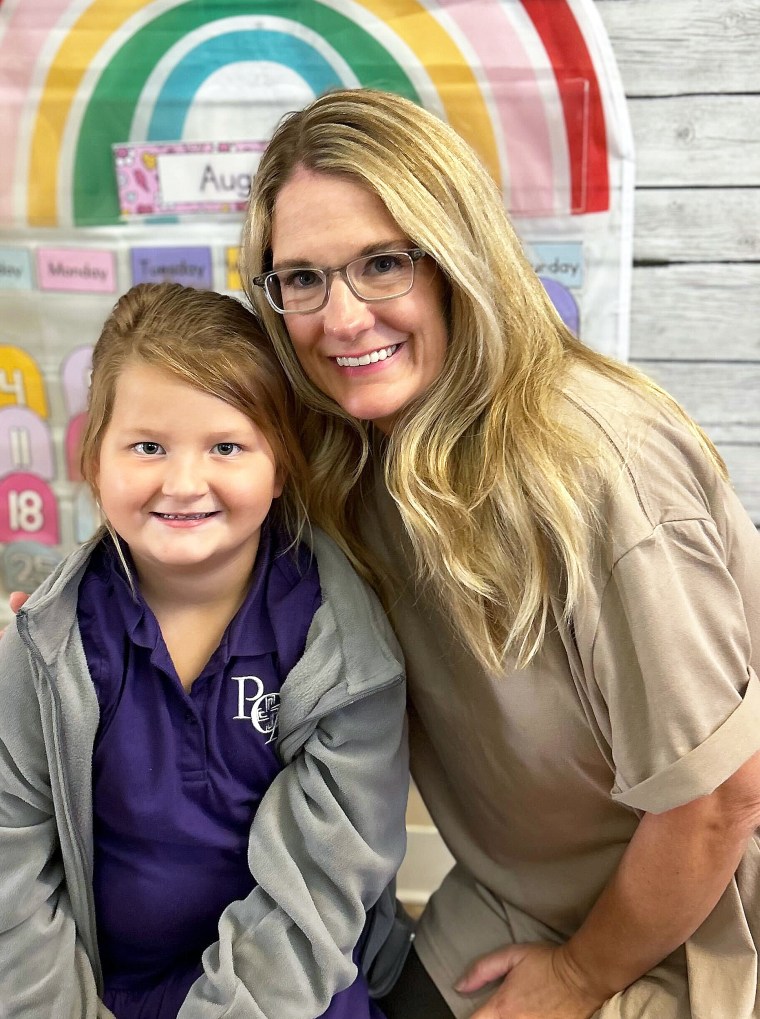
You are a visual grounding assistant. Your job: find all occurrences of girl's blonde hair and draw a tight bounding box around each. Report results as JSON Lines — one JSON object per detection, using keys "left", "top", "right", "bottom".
{"left": 241, "top": 88, "right": 725, "bottom": 671}
{"left": 81, "top": 282, "right": 308, "bottom": 542}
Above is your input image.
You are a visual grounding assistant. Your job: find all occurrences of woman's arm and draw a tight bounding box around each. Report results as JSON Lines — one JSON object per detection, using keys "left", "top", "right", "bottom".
{"left": 457, "top": 749, "right": 760, "bottom": 1019}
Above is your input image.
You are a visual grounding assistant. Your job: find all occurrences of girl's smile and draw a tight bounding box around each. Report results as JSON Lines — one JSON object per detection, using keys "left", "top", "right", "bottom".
{"left": 150, "top": 511, "right": 219, "bottom": 525}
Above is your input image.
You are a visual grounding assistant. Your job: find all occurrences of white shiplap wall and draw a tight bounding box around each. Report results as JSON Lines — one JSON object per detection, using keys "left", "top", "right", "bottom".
{"left": 597, "top": 0, "right": 760, "bottom": 520}
{"left": 398, "top": 0, "right": 760, "bottom": 907}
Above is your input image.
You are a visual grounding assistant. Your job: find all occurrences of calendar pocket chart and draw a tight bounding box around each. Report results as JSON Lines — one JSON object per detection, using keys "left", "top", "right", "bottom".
{"left": 0, "top": 0, "right": 634, "bottom": 618}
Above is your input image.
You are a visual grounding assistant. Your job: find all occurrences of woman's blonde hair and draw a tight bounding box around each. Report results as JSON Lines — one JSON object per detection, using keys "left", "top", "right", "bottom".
{"left": 241, "top": 88, "right": 725, "bottom": 671}
{"left": 81, "top": 282, "right": 308, "bottom": 544}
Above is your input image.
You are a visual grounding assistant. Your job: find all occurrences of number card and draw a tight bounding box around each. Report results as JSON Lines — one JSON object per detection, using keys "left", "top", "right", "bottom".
{"left": 1, "top": 540, "right": 63, "bottom": 594}
{"left": 0, "top": 346, "right": 48, "bottom": 417}
{"left": 0, "top": 407, "right": 55, "bottom": 480}
{"left": 538, "top": 277, "right": 580, "bottom": 336}
{"left": 0, "top": 474, "right": 60, "bottom": 545}
{"left": 65, "top": 413, "right": 88, "bottom": 481}
{"left": 61, "top": 346, "right": 93, "bottom": 417}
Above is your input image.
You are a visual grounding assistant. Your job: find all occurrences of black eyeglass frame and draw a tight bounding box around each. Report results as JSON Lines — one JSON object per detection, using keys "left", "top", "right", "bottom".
{"left": 252, "top": 248, "right": 427, "bottom": 315}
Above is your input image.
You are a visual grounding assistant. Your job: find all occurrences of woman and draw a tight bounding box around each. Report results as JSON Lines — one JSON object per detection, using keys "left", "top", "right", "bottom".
{"left": 239, "top": 87, "right": 760, "bottom": 1019}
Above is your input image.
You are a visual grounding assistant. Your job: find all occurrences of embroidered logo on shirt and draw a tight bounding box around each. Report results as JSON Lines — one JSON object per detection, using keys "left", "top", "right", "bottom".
{"left": 232, "top": 675, "right": 280, "bottom": 744}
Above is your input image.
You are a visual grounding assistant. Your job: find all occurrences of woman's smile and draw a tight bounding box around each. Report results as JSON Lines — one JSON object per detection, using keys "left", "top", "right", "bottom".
{"left": 333, "top": 342, "right": 401, "bottom": 369}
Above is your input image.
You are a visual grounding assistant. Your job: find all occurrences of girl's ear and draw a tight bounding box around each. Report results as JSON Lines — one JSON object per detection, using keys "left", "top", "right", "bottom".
{"left": 273, "top": 466, "right": 286, "bottom": 499}
{"left": 85, "top": 453, "right": 103, "bottom": 513}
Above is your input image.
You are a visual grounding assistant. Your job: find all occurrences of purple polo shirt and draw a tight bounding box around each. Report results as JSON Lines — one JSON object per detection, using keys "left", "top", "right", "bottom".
{"left": 77, "top": 523, "right": 385, "bottom": 1019}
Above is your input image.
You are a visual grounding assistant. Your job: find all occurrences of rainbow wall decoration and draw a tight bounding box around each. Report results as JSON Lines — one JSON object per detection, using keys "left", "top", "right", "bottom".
{"left": 1, "top": 0, "right": 628, "bottom": 225}
{"left": 0, "top": 0, "right": 633, "bottom": 604}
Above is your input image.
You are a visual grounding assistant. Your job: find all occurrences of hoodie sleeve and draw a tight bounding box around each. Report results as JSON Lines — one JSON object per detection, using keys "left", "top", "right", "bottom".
{"left": 0, "top": 625, "right": 112, "bottom": 1018}
{"left": 178, "top": 539, "right": 409, "bottom": 1019}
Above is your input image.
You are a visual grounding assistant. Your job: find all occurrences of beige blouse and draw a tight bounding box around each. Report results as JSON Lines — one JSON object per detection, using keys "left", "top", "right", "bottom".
{"left": 363, "top": 364, "right": 760, "bottom": 1018}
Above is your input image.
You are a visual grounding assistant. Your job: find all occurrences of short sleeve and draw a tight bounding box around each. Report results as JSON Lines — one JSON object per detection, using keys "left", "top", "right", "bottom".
{"left": 590, "top": 516, "right": 760, "bottom": 813}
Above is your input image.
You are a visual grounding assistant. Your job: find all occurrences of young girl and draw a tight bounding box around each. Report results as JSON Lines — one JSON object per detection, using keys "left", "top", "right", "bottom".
{"left": 0, "top": 282, "right": 409, "bottom": 1019}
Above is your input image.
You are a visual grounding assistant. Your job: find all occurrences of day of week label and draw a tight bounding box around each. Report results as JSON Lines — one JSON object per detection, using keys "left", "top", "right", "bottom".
{"left": 0, "top": 247, "right": 33, "bottom": 290}
{"left": 226, "top": 246, "right": 242, "bottom": 291}
{"left": 131, "top": 247, "right": 212, "bottom": 288}
{"left": 528, "top": 242, "right": 584, "bottom": 288}
{"left": 36, "top": 248, "right": 116, "bottom": 293}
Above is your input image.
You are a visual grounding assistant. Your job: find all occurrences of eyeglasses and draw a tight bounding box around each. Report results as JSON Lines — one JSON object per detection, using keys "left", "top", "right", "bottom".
{"left": 252, "top": 248, "right": 427, "bottom": 315}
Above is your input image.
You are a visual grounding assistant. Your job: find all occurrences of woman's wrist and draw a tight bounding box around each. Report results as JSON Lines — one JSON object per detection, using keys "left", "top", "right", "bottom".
{"left": 553, "top": 940, "right": 620, "bottom": 1010}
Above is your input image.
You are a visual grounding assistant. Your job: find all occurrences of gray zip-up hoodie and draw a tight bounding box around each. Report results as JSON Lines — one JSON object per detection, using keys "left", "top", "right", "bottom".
{"left": 0, "top": 527, "right": 411, "bottom": 1018}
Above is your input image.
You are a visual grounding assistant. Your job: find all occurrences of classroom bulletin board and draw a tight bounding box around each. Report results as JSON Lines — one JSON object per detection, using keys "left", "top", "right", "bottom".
{"left": 0, "top": 0, "right": 634, "bottom": 611}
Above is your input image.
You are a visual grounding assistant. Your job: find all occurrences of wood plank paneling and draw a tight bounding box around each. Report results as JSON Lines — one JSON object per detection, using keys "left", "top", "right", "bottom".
{"left": 630, "top": 96, "right": 760, "bottom": 187}
{"left": 633, "top": 189, "right": 760, "bottom": 263}
{"left": 595, "top": 0, "right": 760, "bottom": 96}
{"left": 629, "top": 264, "right": 760, "bottom": 361}
{"left": 591, "top": 2, "right": 760, "bottom": 521}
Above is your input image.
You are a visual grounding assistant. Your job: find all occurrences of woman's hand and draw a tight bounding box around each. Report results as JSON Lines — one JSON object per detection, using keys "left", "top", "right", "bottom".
{"left": 455, "top": 941, "right": 605, "bottom": 1019}
{"left": 9, "top": 592, "right": 28, "bottom": 614}
{"left": 0, "top": 592, "right": 29, "bottom": 639}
